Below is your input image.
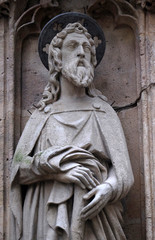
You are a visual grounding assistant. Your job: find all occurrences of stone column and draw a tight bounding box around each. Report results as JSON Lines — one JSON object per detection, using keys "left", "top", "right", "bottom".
{"left": 138, "top": 4, "right": 155, "bottom": 239}
{"left": 0, "top": 1, "right": 15, "bottom": 239}
{"left": 0, "top": 16, "right": 5, "bottom": 240}
{"left": 145, "top": 11, "right": 155, "bottom": 240}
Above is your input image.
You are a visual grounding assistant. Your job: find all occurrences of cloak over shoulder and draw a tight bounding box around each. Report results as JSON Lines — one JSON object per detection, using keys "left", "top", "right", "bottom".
{"left": 10, "top": 97, "right": 134, "bottom": 240}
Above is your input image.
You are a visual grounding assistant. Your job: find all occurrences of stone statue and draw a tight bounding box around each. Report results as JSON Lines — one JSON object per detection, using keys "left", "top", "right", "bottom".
{"left": 10, "top": 13, "right": 134, "bottom": 240}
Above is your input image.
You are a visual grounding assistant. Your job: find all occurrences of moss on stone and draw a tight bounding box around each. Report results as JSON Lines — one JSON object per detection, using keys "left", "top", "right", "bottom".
{"left": 14, "top": 151, "right": 24, "bottom": 163}
{"left": 14, "top": 151, "right": 32, "bottom": 164}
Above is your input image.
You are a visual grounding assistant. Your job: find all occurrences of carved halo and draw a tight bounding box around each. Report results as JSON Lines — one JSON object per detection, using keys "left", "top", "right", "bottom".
{"left": 38, "top": 12, "right": 106, "bottom": 69}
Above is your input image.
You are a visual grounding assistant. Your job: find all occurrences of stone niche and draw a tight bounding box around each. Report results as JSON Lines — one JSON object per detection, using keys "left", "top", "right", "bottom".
{"left": 21, "top": 34, "right": 49, "bottom": 130}
{"left": 12, "top": 0, "right": 144, "bottom": 239}
{"left": 94, "top": 12, "right": 143, "bottom": 239}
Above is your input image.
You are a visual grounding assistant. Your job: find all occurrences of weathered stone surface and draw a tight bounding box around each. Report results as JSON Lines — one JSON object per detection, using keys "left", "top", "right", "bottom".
{"left": 0, "top": 18, "right": 5, "bottom": 240}
{"left": 0, "top": 0, "right": 155, "bottom": 239}
{"left": 144, "top": 12, "right": 155, "bottom": 240}
{"left": 21, "top": 35, "right": 48, "bottom": 131}
{"left": 94, "top": 13, "right": 137, "bottom": 106}
{"left": 118, "top": 107, "right": 144, "bottom": 239}
{"left": 10, "top": 21, "right": 134, "bottom": 239}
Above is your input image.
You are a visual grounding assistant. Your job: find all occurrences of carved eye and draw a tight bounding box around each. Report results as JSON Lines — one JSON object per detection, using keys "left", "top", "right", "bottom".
{"left": 83, "top": 44, "right": 91, "bottom": 53}
{"left": 67, "top": 42, "right": 77, "bottom": 50}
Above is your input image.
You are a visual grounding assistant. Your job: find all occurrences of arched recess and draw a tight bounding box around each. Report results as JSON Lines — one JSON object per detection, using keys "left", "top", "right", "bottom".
{"left": 14, "top": 3, "right": 61, "bottom": 145}
{"left": 13, "top": 1, "right": 144, "bottom": 239}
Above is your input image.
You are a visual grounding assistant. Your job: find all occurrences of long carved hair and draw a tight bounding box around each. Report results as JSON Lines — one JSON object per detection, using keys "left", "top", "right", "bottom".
{"left": 37, "top": 22, "right": 103, "bottom": 111}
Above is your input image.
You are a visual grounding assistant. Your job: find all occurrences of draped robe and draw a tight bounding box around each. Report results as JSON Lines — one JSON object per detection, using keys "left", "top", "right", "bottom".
{"left": 10, "top": 96, "right": 134, "bottom": 240}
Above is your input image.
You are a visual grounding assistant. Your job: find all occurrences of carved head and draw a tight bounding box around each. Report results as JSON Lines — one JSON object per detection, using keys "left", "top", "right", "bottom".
{"left": 37, "top": 23, "right": 98, "bottom": 110}
{"left": 48, "top": 22, "right": 97, "bottom": 74}
{"left": 48, "top": 23, "right": 97, "bottom": 88}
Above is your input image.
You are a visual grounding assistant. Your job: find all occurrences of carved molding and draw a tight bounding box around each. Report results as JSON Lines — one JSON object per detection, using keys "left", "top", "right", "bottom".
{"left": 88, "top": 0, "right": 155, "bottom": 16}
{"left": 88, "top": 0, "right": 138, "bottom": 34}
{"left": 0, "top": 0, "right": 59, "bottom": 20}
{"left": 0, "top": 0, "right": 10, "bottom": 17}
{"left": 15, "top": 1, "right": 60, "bottom": 40}
{"left": 137, "top": 0, "right": 155, "bottom": 12}
{"left": 40, "top": 0, "right": 59, "bottom": 7}
{"left": 14, "top": 3, "right": 61, "bottom": 144}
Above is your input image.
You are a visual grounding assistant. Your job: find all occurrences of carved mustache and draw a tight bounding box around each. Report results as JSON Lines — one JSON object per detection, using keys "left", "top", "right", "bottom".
{"left": 76, "top": 58, "right": 91, "bottom": 68}
{"left": 77, "top": 59, "right": 85, "bottom": 67}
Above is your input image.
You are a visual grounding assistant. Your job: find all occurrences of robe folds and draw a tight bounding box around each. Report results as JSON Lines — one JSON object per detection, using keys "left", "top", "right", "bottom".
{"left": 10, "top": 96, "right": 134, "bottom": 240}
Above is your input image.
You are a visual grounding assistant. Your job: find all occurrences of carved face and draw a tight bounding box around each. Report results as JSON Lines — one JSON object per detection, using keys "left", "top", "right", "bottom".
{"left": 61, "top": 32, "right": 91, "bottom": 66}
{"left": 61, "top": 32, "right": 94, "bottom": 87}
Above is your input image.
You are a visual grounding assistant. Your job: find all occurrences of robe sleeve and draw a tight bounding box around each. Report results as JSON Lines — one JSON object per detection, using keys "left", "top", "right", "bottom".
{"left": 14, "top": 145, "right": 100, "bottom": 185}
{"left": 10, "top": 109, "right": 101, "bottom": 240}
{"left": 10, "top": 109, "right": 52, "bottom": 240}
{"left": 95, "top": 99, "right": 134, "bottom": 202}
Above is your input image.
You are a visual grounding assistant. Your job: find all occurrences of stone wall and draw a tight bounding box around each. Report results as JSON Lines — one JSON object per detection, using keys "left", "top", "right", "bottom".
{"left": 0, "top": 0, "right": 155, "bottom": 239}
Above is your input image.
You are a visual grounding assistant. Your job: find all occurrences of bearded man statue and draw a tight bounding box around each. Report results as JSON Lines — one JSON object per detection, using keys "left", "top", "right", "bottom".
{"left": 10, "top": 13, "right": 134, "bottom": 240}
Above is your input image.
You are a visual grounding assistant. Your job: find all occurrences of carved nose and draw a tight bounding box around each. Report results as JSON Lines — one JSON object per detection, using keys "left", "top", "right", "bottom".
{"left": 77, "top": 45, "right": 85, "bottom": 58}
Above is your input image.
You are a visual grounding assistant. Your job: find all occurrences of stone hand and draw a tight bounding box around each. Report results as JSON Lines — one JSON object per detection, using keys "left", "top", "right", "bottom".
{"left": 56, "top": 166, "right": 97, "bottom": 190}
{"left": 81, "top": 183, "right": 113, "bottom": 220}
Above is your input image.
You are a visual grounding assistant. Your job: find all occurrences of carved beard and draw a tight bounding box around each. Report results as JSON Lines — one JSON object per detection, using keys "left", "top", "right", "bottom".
{"left": 61, "top": 58, "right": 94, "bottom": 87}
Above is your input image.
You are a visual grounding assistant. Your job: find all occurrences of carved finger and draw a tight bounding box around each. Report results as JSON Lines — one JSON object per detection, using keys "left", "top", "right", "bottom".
{"left": 72, "top": 176, "right": 86, "bottom": 189}
{"left": 76, "top": 169, "right": 97, "bottom": 188}
{"left": 76, "top": 166, "right": 93, "bottom": 176}
{"left": 81, "top": 194, "right": 99, "bottom": 215}
{"left": 83, "top": 187, "right": 96, "bottom": 200}
{"left": 78, "top": 167, "right": 94, "bottom": 177}
{"left": 75, "top": 166, "right": 98, "bottom": 187}
{"left": 73, "top": 172, "right": 93, "bottom": 189}
{"left": 94, "top": 178, "right": 100, "bottom": 185}
{"left": 81, "top": 199, "right": 104, "bottom": 220}
{"left": 82, "top": 203, "right": 103, "bottom": 220}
